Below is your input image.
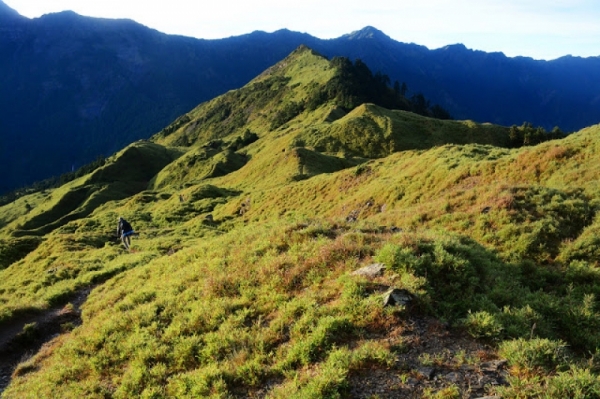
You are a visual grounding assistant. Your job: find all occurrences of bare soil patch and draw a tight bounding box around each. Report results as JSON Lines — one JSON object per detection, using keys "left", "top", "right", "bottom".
{"left": 0, "top": 287, "right": 91, "bottom": 393}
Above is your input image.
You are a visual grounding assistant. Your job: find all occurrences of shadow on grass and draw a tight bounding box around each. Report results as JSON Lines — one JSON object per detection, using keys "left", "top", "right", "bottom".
{"left": 0, "top": 286, "right": 90, "bottom": 393}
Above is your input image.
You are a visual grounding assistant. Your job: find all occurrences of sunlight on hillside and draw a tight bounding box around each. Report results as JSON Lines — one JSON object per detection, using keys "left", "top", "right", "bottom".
{"left": 2, "top": 47, "right": 600, "bottom": 398}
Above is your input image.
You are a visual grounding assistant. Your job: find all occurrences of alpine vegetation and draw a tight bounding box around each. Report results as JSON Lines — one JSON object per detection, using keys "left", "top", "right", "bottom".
{"left": 1, "top": 47, "right": 599, "bottom": 398}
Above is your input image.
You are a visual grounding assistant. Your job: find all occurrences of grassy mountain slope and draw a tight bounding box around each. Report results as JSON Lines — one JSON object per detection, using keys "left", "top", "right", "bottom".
{"left": 0, "top": 8, "right": 305, "bottom": 194}
{"left": 151, "top": 47, "right": 509, "bottom": 189}
{"left": 2, "top": 49, "right": 600, "bottom": 397}
{"left": 4, "top": 8, "right": 600, "bottom": 196}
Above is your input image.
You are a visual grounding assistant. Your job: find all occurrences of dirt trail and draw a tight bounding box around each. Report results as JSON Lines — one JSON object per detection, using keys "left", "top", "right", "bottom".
{"left": 0, "top": 291, "right": 506, "bottom": 397}
{"left": 0, "top": 287, "right": 92, "bottom": 394}
{"left": 345, "top": 316, "right": 507, "bottom": 398}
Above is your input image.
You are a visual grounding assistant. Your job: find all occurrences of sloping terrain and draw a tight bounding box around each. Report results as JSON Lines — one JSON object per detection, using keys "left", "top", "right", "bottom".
{"left": 1, "top": 48, "right": 600, "bottom": 398}
{"left": 3, "top": 0, "right": 600, "bottom": 194}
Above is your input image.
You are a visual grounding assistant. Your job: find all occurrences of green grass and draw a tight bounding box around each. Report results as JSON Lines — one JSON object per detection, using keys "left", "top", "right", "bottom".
{"left": 3, "top": 221, "right": 396, "bottom": 398}
{"left": 2, "top": 47, "right": 600, "bottom": 397}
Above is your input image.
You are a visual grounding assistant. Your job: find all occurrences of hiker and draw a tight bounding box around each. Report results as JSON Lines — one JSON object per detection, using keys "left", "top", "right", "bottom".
{"left": 117, "top": 216, "right": 135, "bottom": 250}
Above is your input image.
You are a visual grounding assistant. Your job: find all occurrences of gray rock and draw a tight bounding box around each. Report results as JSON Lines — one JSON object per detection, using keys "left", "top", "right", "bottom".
{"left": 477, "top": 375, "right": 502, "bottom": 388}
{"left": 406, "top": 377, "right": 419, "bottom": 387}
{"left": 445, "top": 371, "right": 462, "bottom": 383}
{"left": 351, "top": 263, "right": 385, "bottom": 278}
{"left": 416, "top": 367, "right": 435, "bottom": 380}
{"left": 480, "top": 359, "right": 507, "bottom": 373}
{"left": 346, "top": 210, "right": 359, "bottom": 222}
{"left": 460, "top": 364, "right": 475, "bottom": 372}
{"left": 383, "top": 288, "right": 412, "bottom": 307}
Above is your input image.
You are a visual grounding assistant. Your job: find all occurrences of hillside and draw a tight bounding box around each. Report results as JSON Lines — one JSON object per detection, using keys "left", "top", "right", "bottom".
{"left": 2, "top": 2, "right": 600, "bottom": 194}
{"left": 2, "top": 48, "right": 600, "bottom": 398}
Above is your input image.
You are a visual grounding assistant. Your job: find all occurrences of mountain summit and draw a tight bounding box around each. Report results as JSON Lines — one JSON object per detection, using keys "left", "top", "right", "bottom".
{"left": 2, "top": 11, "right": 600, "bottom": 195}
{"left": 149, "top": 46, "right": 503, "bottom": 188}
{"left": 2, "top": 45, "right": 600, "bottom": 398}
{"left": 2, "top": 44, "right": 600, "bottom": 397}
{"left": 0, "top": 0, "right": 24, "bottom": 22}
{"left": 344, "top": 26, "right": 391, "bottom": 40}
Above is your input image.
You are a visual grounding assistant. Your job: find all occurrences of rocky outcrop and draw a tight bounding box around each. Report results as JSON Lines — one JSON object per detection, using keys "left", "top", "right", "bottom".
{"left": 351, "top": 263, "right": 385, "bottom": 278}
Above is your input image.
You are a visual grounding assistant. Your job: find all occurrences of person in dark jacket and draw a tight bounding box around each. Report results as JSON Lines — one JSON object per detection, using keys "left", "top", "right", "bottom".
{"left": 117, "top": 216, "right": 135, "bottom": 250}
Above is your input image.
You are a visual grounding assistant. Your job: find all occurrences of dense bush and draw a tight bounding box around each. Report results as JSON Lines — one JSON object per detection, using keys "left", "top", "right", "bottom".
{"left": 499, "top": 338, "right": 570, "bottom": 373}
{"left": 376, "top": 236, "right": 485, "bottom": 320}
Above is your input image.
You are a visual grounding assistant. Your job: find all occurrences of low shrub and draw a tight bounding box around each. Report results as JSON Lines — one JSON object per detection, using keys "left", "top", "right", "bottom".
{"left": 499, "top": 338, "right": 570, "bottom": 374}
{"left": 374, "top": 235, "right": 485, "bottom": 320}
{"left": 462, "top": 310, "right": 503, "bottom": 339}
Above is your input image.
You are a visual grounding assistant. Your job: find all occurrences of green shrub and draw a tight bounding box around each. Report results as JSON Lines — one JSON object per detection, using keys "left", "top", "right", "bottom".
{"left": 375, "top": 243, "right": 418, "bottom": 274}
{"left": 496, "top": 366, "right": 600, "bottom": 399}
{"left": 374, "top": 236, "right": 484, "bottom": 320}
{"left": 17, "top": 322, "right": 40, "bottom": 343}
{"left": 423, "top": 385, "right": 461, "bottom": 399}
{"left": 546, "top": 367, "right": 600, "bottom": 399}
{"left": 462, "top": 310, "right": 503, "bottom": 339}
{"left": 270, "top": 343, "right": 392, "bottom": 399}
{"left": 499, "top": 338, "right": 570, "bottom": 374}
{"left": 495, "top": 304, "right": 551, "bottom": 339}
{"left": 278, "top": 315, "right": 353, "bottom": 370}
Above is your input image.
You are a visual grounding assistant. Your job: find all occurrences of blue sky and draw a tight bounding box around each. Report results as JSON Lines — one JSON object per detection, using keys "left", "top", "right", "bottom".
{"left": 4, "top": 0, "right": 600, "bottom": 60}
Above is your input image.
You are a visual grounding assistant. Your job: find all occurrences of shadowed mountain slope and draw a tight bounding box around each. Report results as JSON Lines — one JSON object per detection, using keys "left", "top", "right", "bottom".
{"left": 0, "top": 1, "right": 22, "bottom": 21}
{"left": 2, "top": 4, "right": 600, "bottom": 194}
{"left": 2, "top": 48, "right": 600, "bottom": 398}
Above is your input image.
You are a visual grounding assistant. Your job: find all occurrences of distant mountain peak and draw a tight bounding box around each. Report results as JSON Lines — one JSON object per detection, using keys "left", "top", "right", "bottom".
{"left": 0, "top": 0, "right": 24, "bottom": 21}
{"left": 344, "top": 26, "right": 390, "bottom": 41}
{"left": 440, "top": 43, "right": 469, "bottom": 51}
{"left": 41, "top": 10, "right": 84, "bottom": 21}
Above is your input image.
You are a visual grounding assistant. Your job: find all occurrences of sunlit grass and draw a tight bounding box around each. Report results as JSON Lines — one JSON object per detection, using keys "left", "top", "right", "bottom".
{"left": 2, "top": 46, "right": 600, "bottom": 396}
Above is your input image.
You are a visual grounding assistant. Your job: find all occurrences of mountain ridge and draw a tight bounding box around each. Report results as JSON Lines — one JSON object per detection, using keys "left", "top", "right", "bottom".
{"left": 343, "top": 26, "right": 392, "bottom": 41}
{"left": 0, "top": 0, "right": 21, "bottom": 20}
{"left": 2, "top": 10, "right": 600, "bottom": 194}
{"left": 1, "top": 48, "right": 600, "bottom": 397}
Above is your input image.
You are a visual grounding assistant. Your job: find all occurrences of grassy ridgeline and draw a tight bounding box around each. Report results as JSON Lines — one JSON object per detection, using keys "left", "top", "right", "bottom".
{"left": 3, "top": 125, "right": 600, "bottom": 397}
{"left": 2, "top": 48, "right": 600, "bottom": 397}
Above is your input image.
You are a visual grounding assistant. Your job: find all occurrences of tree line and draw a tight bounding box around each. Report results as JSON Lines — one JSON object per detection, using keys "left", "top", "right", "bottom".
{"left": 508, "top": 123, "right": 566, "bottom": 148}
{"left": 271, "top": 56, "right": 453, "bottom": 130}
{"left": 307, "top": 57, "right": 453, "bottom": 120}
